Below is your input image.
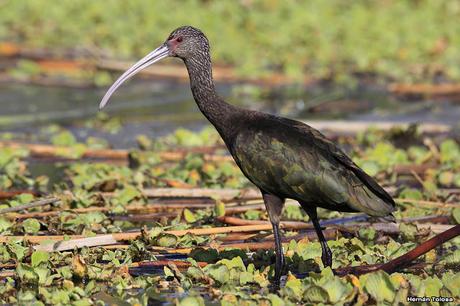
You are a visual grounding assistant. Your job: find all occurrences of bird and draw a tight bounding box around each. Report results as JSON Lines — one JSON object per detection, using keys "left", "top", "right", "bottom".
{"left": 99, "top": 26, "right": 395, "bottom": 288}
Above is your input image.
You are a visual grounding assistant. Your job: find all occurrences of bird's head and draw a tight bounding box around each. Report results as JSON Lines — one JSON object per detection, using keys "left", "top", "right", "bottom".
{"left": 99, "top": 25, "right": 208, "bottom": 109}
{"left": 167, "top": 26, "right": 209, "bottom": 59}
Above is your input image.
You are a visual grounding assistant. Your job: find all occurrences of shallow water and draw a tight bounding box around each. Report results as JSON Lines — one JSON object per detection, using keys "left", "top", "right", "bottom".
{"left": 1, "top": 81, "right": 458, "bottom": 141}
{"left": 1, "top": 80, "right": 459, "bottom": 184}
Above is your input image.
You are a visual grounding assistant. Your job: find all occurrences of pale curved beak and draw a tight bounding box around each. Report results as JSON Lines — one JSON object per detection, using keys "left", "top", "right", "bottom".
{"left": 99, "top": 44, "right": 169, "bottom": 109}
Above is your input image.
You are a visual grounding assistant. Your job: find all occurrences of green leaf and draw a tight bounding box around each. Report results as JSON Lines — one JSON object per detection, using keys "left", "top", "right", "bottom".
{"left": 438, "top": 171, "right": 454, "bottom": 186}
{"left": 49, "top": 290, "right": 70, "bottom": 304}
{"left": 398, "top": 188, "right": 423, "bottom": 200}
{"left": 452, "top": 208, "right": 460, "bottom": 224}
{"left": 31, "top": 250, "right": 49, "bottom": 267}
{"left": 440, "top": 249, "right": 460, "bottom": 265}
{"left": 175, "top": 128, "right": 205, "bottom": 147}
{"left": 239, "top": 271, "right": 253, "bottom": 285}
{"left": 322, "top": 277, "right": 352, "bottom": 303}
{"left": 113, "top": 185, "right": 141, "bottom": 205}
{"left": 164, "top": 266, "right": 174, "bottom": 278}
{"left": 399, "top": 223, "right": 418, "bottom": 241}
{"left": 8, "top": 242, "right": 28, "bottom": 261}
{"left": 220, "top": 256, "right": 245, "bottom": 271}
{"left": 190, "top": 248, "right": 219, "bottom": 263}
{"left": 136, "top": 134, "right": 152, "bottom": 150}
{"left": 442, "top": 272, "right": 460, "bottom": 296}
{"left": 360, "top": 161, "right": 380, "bottom": 176}
{"left": 203, "top": 263, "right": 229, "bottom": 284}
{"left": 23, "top": 218, "right": 41, "bottom": 234}
{"left": 423, "top": 277, "right": 443, "bottom": 297}
{"left": 440, "top": 140, "right": 459, "bottom": 163}
{"left": 285, "top": 274, "right": 302, "bottom": 299}
{"left": 51, "top": 130, "right": 77, "bottom": 146}
{"left": 303, "top": 285, "right": 330, "bottom": 303}
{"left": 454, "top": 174, "right": 460, "bottom": 188}
{"left": 267, "top": 294, "right": 285, "bottom": 306}
{"left": 361, "top": 270, "right": 395, "bottom": 302}
{"left": 155, "top": 233, "right": 178, "bottom": 247}
{"left": 16, "top": 263, "right": 38, "bottom": 283}
{"left": 183, "top": 208, "right": 197, "bottom": 223}
{"left": 186, "top": 266, "right": 204, "bottom": 280}
{"left": 178, "top": 295, "right": 205, "bottom": 306}
{"left": 14, "top": 193, "right": 34, "bottom": 205}
{"left": 0, "top": 217, "right": 12, "bottom": 233}
{"left": 34, "top": 266, "right": 51, "bottom": 285}
{"left": 214, "top": 201, "right": 225, "bottom": 217}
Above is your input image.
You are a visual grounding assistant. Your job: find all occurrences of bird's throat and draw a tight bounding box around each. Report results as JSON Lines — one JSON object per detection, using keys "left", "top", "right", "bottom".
{"left": 183, "top": 55, "right": 237, "bottom": 139}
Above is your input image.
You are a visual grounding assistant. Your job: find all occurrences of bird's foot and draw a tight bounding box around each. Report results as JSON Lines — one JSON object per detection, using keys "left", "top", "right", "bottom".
{"left": 269, "top": 279, "right": 281, "bottom": 293}
{"left": 321, "top": 245, "right": 333, "bottom": 268}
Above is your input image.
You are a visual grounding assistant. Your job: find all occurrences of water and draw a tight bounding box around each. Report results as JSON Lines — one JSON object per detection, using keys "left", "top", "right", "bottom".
{"left": 1, "top": 80, "right": 459, "bottom": 147}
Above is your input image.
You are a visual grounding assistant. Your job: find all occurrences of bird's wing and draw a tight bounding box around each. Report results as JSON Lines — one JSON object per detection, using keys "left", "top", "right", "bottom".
{"left": 280, "top": 117, "right": 395, "bottom": 207}
{"left": 232, "top": 114, "right": 395, "bottom": 216}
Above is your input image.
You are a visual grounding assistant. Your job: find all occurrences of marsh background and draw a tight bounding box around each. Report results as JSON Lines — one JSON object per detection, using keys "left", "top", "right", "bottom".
{"left": 0, "top": 1, "right": 460, "bottom": 305}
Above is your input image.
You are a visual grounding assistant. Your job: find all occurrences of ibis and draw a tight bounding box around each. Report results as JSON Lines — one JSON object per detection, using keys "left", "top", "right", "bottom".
{"left": 99, "top": 26, "right": 395, "bottom": 287}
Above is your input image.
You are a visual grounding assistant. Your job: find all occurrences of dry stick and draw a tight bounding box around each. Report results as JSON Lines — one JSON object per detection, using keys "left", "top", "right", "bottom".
{"left": 0, "top": 224, "right": 276, "bottom": 245}
{"left": 388, "top": 82, "right": 460, "bottom": 96}
{"left": 8, "top": 206, "right": 110, "bottom": 219}
{"left": 6, "top": 222, "right": 336, "bottom": 252}
{"left": 0, "top": 142, "right": 128, "bottom": 159}
{"left": 5, "top": 215, "right": 453, "bottom": 246}
{"left": 140, "top": 188, "right": 260, "bottom": 200}
{"left": 0, "top": 263, "right": 15, "bottom": 269}
{"left": 0, "top": 190, "right": 38, "bottom": 200}
{"left": 130, "top": 260, "right": 208, "bottom": 269}
{"left": 0, "top": 197, "right": 60, "bottom": 215}
{"left": 7, "top": 201, "right": 266, "bottom": 220}
{"left": 34, "top": 235, "right": 118, "bottom": 252}
{"left": 85, "top": 185, "right": 432, "bottom": 202}
{"left": 104, "top": 229, "right": 337, "bottom": 252}
{"left": 335, "top": 224, "right": 460, "bottom": 276}
{"left": 302, "top": 120, "right": 450, "bottom": 134}
{"left": 395, "top": 198, "right": 459, "bottom": 208}
{"left": 0, "top": 141, "right": 229, "bottom": 162}
{"left": 221, "top": 216, "right": 455, "bottom": 234}
{"left": 393, "top": 163, "right": 435, "bottom": 175}
{"left": 348, "top": 222, "right": 454, "bottom": 235}
{"left": 218, "top": 216, "right": 314, "bottom": 230}
{"left": 379, "top": 224, "right": 460, "bottom": 273}
{"left": 401, "top": 215, "right": 451, "bottom": 224}
{"left": 0, "top": 271, "right": 15, "bottom": 279}
{"left": 410, "top": 169, "right": 427, "bottom": 188}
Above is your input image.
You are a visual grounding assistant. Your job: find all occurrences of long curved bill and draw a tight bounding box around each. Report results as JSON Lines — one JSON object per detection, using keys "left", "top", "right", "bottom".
{"left": 99, "top": 44, "right": 169, "bottom": 109}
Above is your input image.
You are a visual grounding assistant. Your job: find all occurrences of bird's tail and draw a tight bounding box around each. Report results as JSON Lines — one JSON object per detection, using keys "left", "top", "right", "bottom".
{"left": 375, "top": 213, "right": 396, "bottom": 223}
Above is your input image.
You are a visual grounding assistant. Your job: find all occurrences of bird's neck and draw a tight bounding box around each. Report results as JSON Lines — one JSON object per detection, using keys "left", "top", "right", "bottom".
{"left": 183, "top": 54, "right": 237, "bottom": 138}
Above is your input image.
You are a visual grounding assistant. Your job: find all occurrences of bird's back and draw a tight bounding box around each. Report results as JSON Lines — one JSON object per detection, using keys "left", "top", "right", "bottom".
{"left": 229, "top": 112, "right": 395, "bottom": 217}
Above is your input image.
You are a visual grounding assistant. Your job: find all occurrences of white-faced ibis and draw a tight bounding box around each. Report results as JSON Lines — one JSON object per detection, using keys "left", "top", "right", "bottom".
{"left": 99, "top": 26, "right": 395, "bottom": 287}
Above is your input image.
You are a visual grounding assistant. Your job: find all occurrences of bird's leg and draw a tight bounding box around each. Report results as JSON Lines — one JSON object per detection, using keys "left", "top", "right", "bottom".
{"left": 304, "top": 206, "right": 333, "bottom": 268}
{"left": 261, "top": 192, "right": 285, "bottom": 289}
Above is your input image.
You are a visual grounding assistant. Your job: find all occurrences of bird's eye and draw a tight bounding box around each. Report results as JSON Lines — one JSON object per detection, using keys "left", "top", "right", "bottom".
{"left": 176, "top": 36, "right": 183, "bottom": 43}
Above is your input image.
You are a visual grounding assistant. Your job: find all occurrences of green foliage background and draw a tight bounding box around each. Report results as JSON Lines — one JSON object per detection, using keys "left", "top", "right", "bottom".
{"left": 1, "top": 0, "right": 460, "bottom": 81}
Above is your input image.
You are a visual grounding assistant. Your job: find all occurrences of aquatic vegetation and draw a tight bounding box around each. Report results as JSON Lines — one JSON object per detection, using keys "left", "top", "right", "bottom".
{"left": 1, "top": 1, "right": 460, "bottom": 82}
{"left": 0, "top": 124, "right": 459, "bottom": 304}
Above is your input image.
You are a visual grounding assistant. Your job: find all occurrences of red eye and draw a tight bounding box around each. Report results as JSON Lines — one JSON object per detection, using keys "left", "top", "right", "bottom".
{"left": 176, "top": 36, "right": 183, "bottom": 43}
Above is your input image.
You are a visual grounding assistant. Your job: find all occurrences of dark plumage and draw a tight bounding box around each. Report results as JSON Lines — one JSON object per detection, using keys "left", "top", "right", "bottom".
{"left": 99, "top": 26, "right": 396, "bottom": 288}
